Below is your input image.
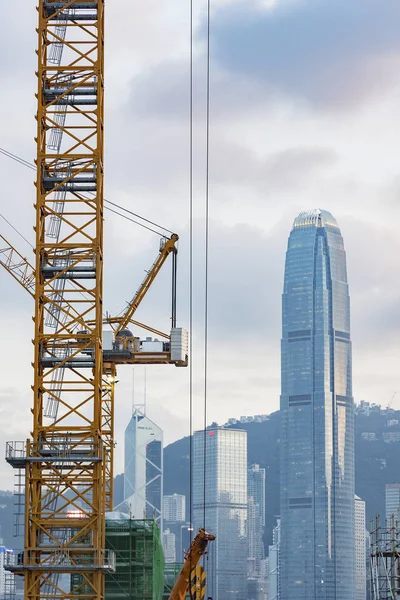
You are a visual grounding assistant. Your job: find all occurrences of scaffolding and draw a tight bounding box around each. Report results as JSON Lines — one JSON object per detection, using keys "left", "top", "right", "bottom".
{"left": 370, "top": 515, "right": 400, "bottom": 599}
{"left": 72, "top": 516, "right": 165, "bottom": 600}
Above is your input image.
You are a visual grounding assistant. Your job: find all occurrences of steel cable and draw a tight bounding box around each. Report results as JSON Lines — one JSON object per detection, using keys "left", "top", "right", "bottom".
{"left": 203, "top": 0, "right": 211, "bottom": 533}
{"left": 0, "top": 146, "right": 172, "bottom": 236}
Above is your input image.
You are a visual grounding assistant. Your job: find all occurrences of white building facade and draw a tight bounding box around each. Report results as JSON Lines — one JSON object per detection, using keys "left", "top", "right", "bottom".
{"left": 355, "top": 495, "right": 366, "bottom": 600}
{"left": 0, "top": 547, "right": 15, "bottom": 599}
{"left": 163, "top": 494, "right": 186, "bottom": 523}
{"left": 162, "top": 528, "right": 176, "bottom": 564}
{"left": 385, "top": 484, "right": 400, "bottom": 523}
{"left": 122, "top": 411, "right": 163, "bottom": 530}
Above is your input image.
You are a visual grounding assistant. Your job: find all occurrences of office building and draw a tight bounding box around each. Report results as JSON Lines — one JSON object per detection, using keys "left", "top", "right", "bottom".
{"left": 163, "top": 494, "right": 186, "bottom": 523}
{"left": 162, "top": 528, "right": 176, "bottom": 564}
{"left": 355, "top": 496, "right": 366, "bottom": 600}
{"left": 193, "top": 427, "right": 247, "bottom": 600}
{"left": 280, "top": 209, "right": 355, "bottom": 599}
{"left": 0, "top": 547, "right": 15, "bottom": 599}
{"left": 247, "top": 464, "right": 266, "bottom": 578}
{"left": 122, "top": 408, "right": 163, "bottom": 530}
{"left": 385, "top": 483, "right": 400, "bottom": 523}
{"left": 268, "top": 519, "right": 280, "bottom": 600}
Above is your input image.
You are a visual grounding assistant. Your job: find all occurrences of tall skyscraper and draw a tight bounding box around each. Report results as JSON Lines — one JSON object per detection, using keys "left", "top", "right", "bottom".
{"left": 121, "top": 407, "right": 163, "bottom": 530}
{"left": 163, "top": 493, "right": 186, "bottom": 523}
{"left": 193, "top": 427, "right": 247, "bottom": 600}
{"left": 268, "top": 519, "right": 281, "bottom": 600}
{"left": 355, "top": 495, "right": 366, "bottom": 600}
{"left": 247, "top": 464, "right": 266, "bottom": 578}
{"left": 385, "top": 484, "right": 400, "bottom": 523}
{"left": 280, "top": 209, "right": 355, "bottom": 599}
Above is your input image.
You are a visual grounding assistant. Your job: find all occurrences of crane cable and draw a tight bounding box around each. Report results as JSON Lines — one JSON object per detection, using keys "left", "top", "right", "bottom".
{"left": 0, "top": 146, "right": 173, "bottom": 237}
{"left": 189, "top": 0, "right": 194, "bottom": 556}
{"left": 203, "top": 0, "right": 211, "bottom": 532}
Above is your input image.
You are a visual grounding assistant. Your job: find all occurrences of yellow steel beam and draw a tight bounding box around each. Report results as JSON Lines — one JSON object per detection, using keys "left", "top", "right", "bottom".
{"left": 113, "top": 233, "right": 178, "bottom": 336}
{"left": 24, "top": 2, "right": 106, "bottom": 599}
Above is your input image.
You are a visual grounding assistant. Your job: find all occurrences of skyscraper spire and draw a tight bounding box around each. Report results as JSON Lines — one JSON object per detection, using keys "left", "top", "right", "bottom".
{"left": 280, "top": 209, "right": 355, "bottom": 599}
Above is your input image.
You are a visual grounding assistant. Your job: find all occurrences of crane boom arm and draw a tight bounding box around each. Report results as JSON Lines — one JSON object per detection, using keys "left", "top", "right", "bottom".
{"left": 0, "top": 231, "right": 177, "bottom": 341}
{"left": 0, "top": 234, "right": 35, "bottom": 297}
{"left": 113, "top": 233, "right": 178, "bottom": 336}
{"left": 168, "top": 528, "right": 216, "bottom": 600}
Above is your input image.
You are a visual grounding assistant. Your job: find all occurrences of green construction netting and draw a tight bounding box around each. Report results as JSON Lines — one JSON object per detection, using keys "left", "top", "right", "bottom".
{"left": 71, "top": 517, "right": 165, "bottom": 600}
{"left": 105, "top": 518, "right": 165, "bottom": 600}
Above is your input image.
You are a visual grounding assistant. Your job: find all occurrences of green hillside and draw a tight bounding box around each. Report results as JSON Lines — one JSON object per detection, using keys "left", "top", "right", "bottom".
{"left": 161, "top": 406, "right": 400, "bottom": 547}
{"left": 2, "top": 405, "right": 399, "bottom": 551}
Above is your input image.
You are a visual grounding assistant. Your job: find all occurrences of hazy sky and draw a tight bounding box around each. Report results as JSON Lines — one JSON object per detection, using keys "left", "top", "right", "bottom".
{"left": 1, "top": 0, "right": 400, "bottom": 485}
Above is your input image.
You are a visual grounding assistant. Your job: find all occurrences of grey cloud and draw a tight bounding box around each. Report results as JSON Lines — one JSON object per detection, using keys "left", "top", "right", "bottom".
{"left": 125, "top": 59, "right": 271, "bottom": 120}
{"left": 124, "top": 0, "right": 400, "bottom": 118}
{"left": 207, "top": 0, "right": 400, "bottom": 109}
{"left": 107, "top": 94, "right": 338, "bottom": 197}
{"left": 208, "top": 144, "right": 338, "bottom": 191}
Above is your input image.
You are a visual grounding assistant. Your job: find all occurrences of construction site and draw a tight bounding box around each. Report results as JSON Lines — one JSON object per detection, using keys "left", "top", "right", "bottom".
{"left": 0, "top": 1, "right": 213, "bottom": 599}
{"left": 370, "top": 516, "right": 400, "bottom": 600}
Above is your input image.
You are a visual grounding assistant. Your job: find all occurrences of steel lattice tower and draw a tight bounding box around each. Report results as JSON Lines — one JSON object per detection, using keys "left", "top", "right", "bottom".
{"left": 6, "top": 2, "right": 112, "bottom": 599}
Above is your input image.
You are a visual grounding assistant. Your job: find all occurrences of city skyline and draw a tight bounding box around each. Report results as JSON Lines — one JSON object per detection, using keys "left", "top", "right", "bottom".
{"left": 280, "top": 209, "right": 355, "bottom": 599}
{"left": 1, "top": 0, "right": 400, "bottom": 494}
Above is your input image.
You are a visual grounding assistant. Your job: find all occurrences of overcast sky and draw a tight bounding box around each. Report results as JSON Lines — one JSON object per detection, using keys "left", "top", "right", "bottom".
{"left": 1, "top": 0, "right": 400, "bottom": 486}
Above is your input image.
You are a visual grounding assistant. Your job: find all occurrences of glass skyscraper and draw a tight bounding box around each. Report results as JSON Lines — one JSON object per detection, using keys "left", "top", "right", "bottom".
{"left": 119, "top": 410, "right": 163, "bottom": 530}
{"left": 247, "top": 464, "right": 266, "bottom": 578}
{"left": 193, "top": 427, "right": 248, "bottom": 600}
{"left": 280, "top": 209, "right": 355, "bottom": 599}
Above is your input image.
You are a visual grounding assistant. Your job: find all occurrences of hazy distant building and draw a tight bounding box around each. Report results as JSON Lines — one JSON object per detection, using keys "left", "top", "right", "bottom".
{"left": 0, "top": 547, "right": 15, "bottom": 598}
{"left": 385, "top": 483, "right": 400, "bottom": 523}
{"left": 163, "top": 493, "right": 186, "bottom": 523}
{"left": 280, "top": 209, "right": 355, "bottom": 599}
{"left": 268, "top": 519, "right": 280, "bottom": 600}
{"left": 122, "top": 408, "right": 163, "bottom": 530}
{"left": 355, "top": 495, "right": 366, "bottom": 600}
{"left": 365, "top": 529, "right": 371, "bottom": 600}
{"left": 247, "top": 464, "right": 266, "bottom": 578}
{"left": 162, "top": 528, "right": 176, "bottom": 564}
{"left": 193, "top": 427, "right": 247, "bottom": 600}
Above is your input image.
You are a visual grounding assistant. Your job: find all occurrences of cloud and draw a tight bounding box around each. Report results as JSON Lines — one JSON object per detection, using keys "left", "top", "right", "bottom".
{"left": 207, "top": 0, "right": 400, "bottom": 109}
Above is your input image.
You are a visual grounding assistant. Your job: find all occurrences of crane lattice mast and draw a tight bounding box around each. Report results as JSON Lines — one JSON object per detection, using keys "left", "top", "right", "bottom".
{"left": 6, "top": 2, "right": 111, "bottom": 599}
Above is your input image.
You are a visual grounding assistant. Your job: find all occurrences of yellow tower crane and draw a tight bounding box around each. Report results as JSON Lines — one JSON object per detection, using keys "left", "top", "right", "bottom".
{"left": 1, "top": 229, "right": 186, "bottom": 515}
{"left": 0, "top": 2, "right": 187, "bottom": 599}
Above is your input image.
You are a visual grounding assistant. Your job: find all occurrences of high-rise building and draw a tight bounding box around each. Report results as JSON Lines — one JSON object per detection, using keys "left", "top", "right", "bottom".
{"left": 193, "top": 427, "right": 247, "bottom": 600}
{"left": 268, "top": 519, "right": 280, "bottom": 600}
{"left": 355, "top": 495, "right": 366, "bottom": 600}
{"left": 162, "top": 528, "right": 176, "bottom": 564}
{"left": 0, "top": 546, "right": 15, "bottom": 598}
{"left": 385, "top": 484, "right": 400, "bottom": 523}
{"left": 247, "top": 464, "right": 266, "bottom": 578}
{"left": 122, "top": 408, "right": 163, "bottom": 530}
{"left": 163, "top": 493, "right": 186, "bottom": 523}
{"left": 248, "top": 464, "right": 266, "bottom": 527}
{"left": 280, "top": 209, "right": 355, "bottom": 599}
